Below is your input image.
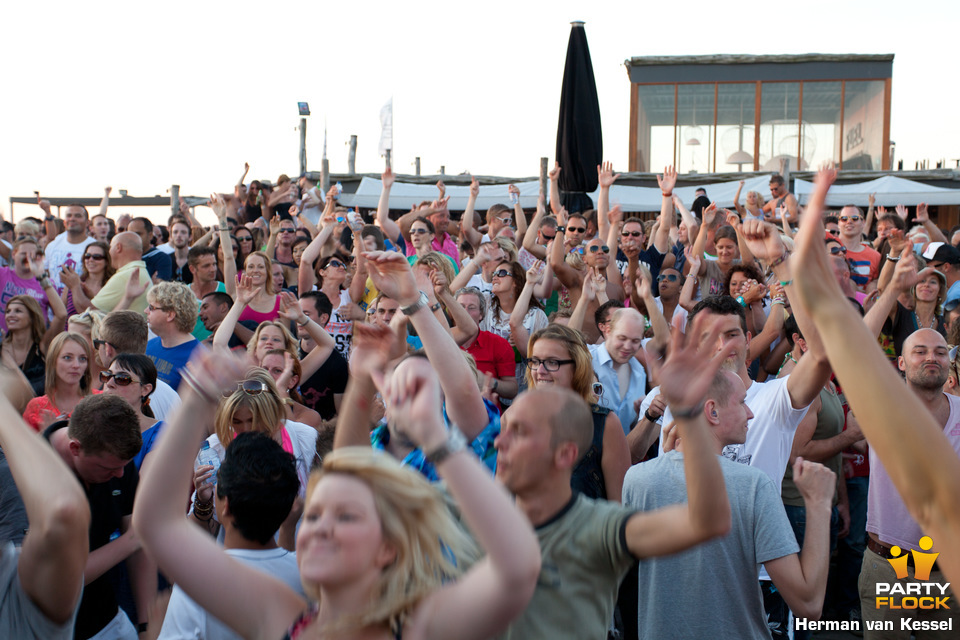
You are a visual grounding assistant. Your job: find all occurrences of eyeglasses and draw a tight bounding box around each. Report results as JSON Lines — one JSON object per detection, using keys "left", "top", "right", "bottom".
{"left": 146, "top": 304, "right": 165, "bottom": 312}
{"left": 99, "top": 370, "right": 141, "bottom": 386}
{"left": 225, "top": 380, "right": 269, "bottom": 397}
{"left": 526, "top": 357, "right": 575, "bottom": 372}
{"left": 839, "top": 216, "right": 861, "bottom": 222}
{"left": 621, "top": 231, "right": 643, "bottom": 238}
{"left": 410, "top": 228, "right": 430, "bottom": 235}
{"left": 492, "top": 269, "right": 513, "bottom": 278}
{"left": 326, "top": 260, "right": 346, "bottom": 270}
{"left": 566, "top": 226, "right": 586, "bottom": 234}
{"left": 588, "top": 245, "right": 610, "bottom": 254}
{"left": 657, "top": 273, "right": 679, "bottom": 283}
{"left": 83, "top": 253, "right": 106, "bottom": 261}
{"left": 93, "top": 339, "right": 119, "bottom": 351}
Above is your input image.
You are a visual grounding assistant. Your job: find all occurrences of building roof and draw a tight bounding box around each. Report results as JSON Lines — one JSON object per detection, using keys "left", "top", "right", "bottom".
{"left": 624, "top": 53, "right": 894, "bottom": 84}
{"left": 624, "top": 53, "right": 894, "bottom": 67}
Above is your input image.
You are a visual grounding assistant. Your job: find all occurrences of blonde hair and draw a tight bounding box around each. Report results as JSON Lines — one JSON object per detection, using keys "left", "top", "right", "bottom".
{"left": 526, "top": 323, "right": 598, "bottom": 404}
{"left": 245, "top": 251, "right": 277, "bottom": 295}
{"left": 246, "top": 321, "right": 298, "bottom": 358}
{"left": 494, "top": 236, "right": 518, "bottom": 263}
{"left": 414, "top": 252, "right": 455, "bottom": 286}
{"left": 302, "top": 448, "right": 477, "bottom": 635}
{"left": 148, "top": 281, "right": 199, "bottom": 334}
{"left": 214, "top": 368, "right": 286, "bottom": 445}
{"left": 746, "top": 190, "right": 765, "bottom": 209}
{"left": 14, "top": 220, "right": 40, "bottom": 238}
{"left": 45, "top": 332, "right": 93, "bottom": 403}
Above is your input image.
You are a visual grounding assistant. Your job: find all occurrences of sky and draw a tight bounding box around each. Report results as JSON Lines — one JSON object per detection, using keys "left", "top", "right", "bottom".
{"left": 1, "top": 0, "right": 957, "bottom": 226}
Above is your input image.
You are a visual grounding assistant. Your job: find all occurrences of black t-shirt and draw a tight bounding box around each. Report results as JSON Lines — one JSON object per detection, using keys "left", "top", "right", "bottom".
{"left": 297, "top": 345, "right": 349, "bottom": 420}
{"left": 173, "top": 259, "right": 193, "bottom": 284}
{"left": 43, "top": 421, "right": 139, "bottom": 639}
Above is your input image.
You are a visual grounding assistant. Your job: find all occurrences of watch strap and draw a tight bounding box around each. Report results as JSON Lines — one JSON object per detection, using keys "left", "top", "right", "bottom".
{"left": 425, "top": 425, "right": 467, "bottom": 466}
{"left": 401, "top": 291, "right": 429, "bottom": 316}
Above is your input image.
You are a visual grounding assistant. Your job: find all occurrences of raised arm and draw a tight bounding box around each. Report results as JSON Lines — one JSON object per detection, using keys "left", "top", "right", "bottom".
{"left": 298, "top": 214, "right": 337, "bottom": 294}
{"left": 789, "top": 163, "right": 960, "bottom": 585}
{"left": 374, "top": 168, "right": 402, "bottom": 245}
{"left": 863, "top": 192, "right": 876, "bottom": 234}
{"left": 98, "top": 186, "right": 111, "bottom": 218}
{"left": 915, "top": 202, "right": 948, "bottom": 244}
{"left": 212, "top": 275, "right": 256, "bottom": 350}
{"left": 508, "top": 184, "right": 527, "bottom": 245}
{"left": 549, "top": 208, "right": 584, "bottom": 289}
{"left": 673, "top": 194, "right": 699, "bottom": 240}
{"left": 364, "top": 251, "right": 489, "bottom": 438}
{"left": 625, "top": 315, "right": 734, "bottom": 558}
{"left": 35, "top": 257, "right": 67, "bottom": 351}
{"left": 461, "top": 176, "right": 483, "bottom": 249}
{"left": 597, "top": 162, "right": 620, "bottom": 241}
{"left": 508, "top": 262, "right": 545, "bottom": 358}
{"left": 733, "top": 180, "right": 745, "bottom": 217}
{"left": 653, "top": 166, "right": 677, "bottom": 253}
{"left": 377, "top": 357, "right": 540, "bottom": 640}
{"left": 567, "top": 272, "right": 597, "bottom": 335}
{"left": 210, "top": 194, "right": 237, "bottom": 298}
{"left": 432, "top": 268, "right": 478, "bottom": 347}
{"left": 522, "top": 194, "right": 549, "bottom": 259}
{"left": 548, "top": 162, "right": 561, "bottom": 216}
{"left": 133, "top": 351, "right": 306, "bottom": 640}
{"left": 678, "top": 254, "right": 700, "bottom": 312}
{"left": 690, "top": 204, "right": 717, "bottom": 275}
{"left": 0, "top": 368, "right": 89, "bottom": 625}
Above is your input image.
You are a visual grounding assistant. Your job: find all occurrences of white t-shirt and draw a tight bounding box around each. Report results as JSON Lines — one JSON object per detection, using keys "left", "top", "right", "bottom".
{"left": 43, "top": 233, "right": 95, "bottom": 291}
{"left": 158, "top": 548, "right": 304, "bottom": 640}
{"left": 324, "top": 289, "right": 354, "bottom": 360}
{"left": 654, "top": 297, "right": 688, "bottom": 333}
{"left": 149, "top": 380, "right": 182, "bottom": 421}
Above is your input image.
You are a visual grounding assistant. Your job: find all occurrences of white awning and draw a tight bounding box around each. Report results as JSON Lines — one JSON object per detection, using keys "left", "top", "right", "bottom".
{"left": 794, "top": 175, "right": 960, "bottom": 207}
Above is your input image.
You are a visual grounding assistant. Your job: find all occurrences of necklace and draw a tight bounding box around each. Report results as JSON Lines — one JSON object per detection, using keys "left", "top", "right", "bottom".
{"left": 913, "top": 310, "right": 937, "bottom": 330}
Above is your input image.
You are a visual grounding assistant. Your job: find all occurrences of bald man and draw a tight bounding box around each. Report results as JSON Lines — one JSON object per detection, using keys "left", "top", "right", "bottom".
{"left": 91, "top": 231, "right": 152, "bottom": 312}
{"left": 590, "top": 307, "right": 648, "bottom": 432}
{"left": 859, "top": 328, "right": 960, "bottom": 636}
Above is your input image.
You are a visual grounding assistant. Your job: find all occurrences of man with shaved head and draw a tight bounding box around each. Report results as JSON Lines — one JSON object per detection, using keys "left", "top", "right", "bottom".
{"left": 590, "top": 307, "right": 648, "bottom": 433}
{"left": 92, "top": 231, "right": 152, "bottom": 312}
{"left": 859, "top": 328, "right": 960, "bottom": 635}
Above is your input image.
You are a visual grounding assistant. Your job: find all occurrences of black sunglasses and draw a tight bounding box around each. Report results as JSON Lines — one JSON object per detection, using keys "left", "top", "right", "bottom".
{"left": 83, "top": 253, "right": 107, "bottom": 261}
{"left": 621, "top": 231, "right": 643, "bottom": 238}
{"left": 100, "top": 370, "right": 140, "bottom": 386}
{"left": 492, "top": 269, "right": 513, "bottom": 278}
{"left": 566, "top": 226, "right": 586, "bottom": 234}
{"left": 588, "top": 245, "right": 610, "bottom": 254}
{"left": 93, "top": 339, "right": 118, "bottom": 351}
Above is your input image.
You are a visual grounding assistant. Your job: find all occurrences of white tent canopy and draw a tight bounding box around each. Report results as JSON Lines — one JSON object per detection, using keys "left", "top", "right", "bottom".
{"left": 341, "top": 175, "right": 776, "bottom": 213}
{"left": 794, "top": 175, "right": 960, "bottom": 207}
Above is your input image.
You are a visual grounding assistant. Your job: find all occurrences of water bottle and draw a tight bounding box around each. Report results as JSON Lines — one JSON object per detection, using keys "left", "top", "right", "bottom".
{"left": 197, "top": 441, "right": 220, "bottom": 487}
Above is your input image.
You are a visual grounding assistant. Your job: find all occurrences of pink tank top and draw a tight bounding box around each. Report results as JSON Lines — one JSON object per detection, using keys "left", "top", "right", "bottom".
{"left": 237, "top": 295, "right": 281, "bottom": 324}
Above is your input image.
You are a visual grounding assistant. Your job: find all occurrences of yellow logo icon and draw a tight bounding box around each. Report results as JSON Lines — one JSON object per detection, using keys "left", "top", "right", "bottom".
{"left": 887, "top": 536, "right": 939, "bottom": 581}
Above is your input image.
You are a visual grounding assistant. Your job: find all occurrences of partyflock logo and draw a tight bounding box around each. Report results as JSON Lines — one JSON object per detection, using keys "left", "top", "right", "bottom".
{"left": 875, "top": 536, "right": 950, "bottom": 611}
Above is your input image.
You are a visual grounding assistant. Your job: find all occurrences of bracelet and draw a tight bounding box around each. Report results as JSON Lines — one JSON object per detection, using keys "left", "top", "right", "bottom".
{"left": 297, "top": 316, "right": 309, "bottom": 327}
{"left": 685, "top": 273, "right": 697, "bottom": 279}
{"left": 886, "top": 255, "right": 900, "bottom": 262}
{"left": 670, "top": 400, "right": 705, "bottom": 420}
{"left": 181, "top": 368, "right": 219, "bottom": 404}
{"left": 193, "top": 498, "right": 214, "bottom": 521}
{"left": 644, "top": 409, "right": 660, "bottom": 422}
{"left": 779, "top": 279, "right": 794, "bottom": 287}
{"left": 772, "top": 296, "right": 787, "bottom": 306}
{"left": 768, "top": 253, "right": 789, "bottom": 269}
{"left": 430, "top": 302, "right": 443, "bottom": 313}
{"left": 736, "top": 295, "right": 747, "bottom": 308}
{"left": 491, "top": 379, "right": 499, "bottom": 393}
{"left": 661, "top": 191, "right": 672, "bottom": 197}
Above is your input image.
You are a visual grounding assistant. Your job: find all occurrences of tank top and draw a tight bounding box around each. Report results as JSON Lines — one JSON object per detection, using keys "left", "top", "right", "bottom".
{"left": 571, "top": 406, "right": 608, "bottom": 500}
{"left": 238, "top": 295, "right": 281, "bottom": 324}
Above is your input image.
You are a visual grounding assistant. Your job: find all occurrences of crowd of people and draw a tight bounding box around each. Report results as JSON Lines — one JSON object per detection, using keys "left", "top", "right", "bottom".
{"left": 1, "top": 162, "right": 959, "bottom": 640}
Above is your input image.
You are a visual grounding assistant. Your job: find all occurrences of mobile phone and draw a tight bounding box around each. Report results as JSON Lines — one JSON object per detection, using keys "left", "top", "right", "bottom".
{"left": 33, "top": 190, "right": 40, "bottom": 197}
{"left": 509, "top": 191, "right": 519, "bottom": 205}
{"left": 335, "top": 182, "right": 343, "bottom": 199}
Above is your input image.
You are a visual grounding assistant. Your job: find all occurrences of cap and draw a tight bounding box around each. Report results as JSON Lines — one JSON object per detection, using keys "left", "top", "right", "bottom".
{"left": 922, "top": 242, "right": 960, "bottom": 265}
{"left": 944, "top": 284, "right": 960, "bottom": 312}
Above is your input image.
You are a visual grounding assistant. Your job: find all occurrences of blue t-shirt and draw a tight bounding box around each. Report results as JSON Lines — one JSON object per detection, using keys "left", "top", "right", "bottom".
{"left": 146, "top": 337, "right": 202, "bottom": 391}
{"left": 133, "top": 421, "right": 164, "bottom": 471}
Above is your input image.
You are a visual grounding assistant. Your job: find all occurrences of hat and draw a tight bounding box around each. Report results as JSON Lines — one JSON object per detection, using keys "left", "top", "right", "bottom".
{"left": 922, "top": 242, "right": 960, "bottom": 265}
{"left": 944, "top": 283, "right": 960, "bottom": 312}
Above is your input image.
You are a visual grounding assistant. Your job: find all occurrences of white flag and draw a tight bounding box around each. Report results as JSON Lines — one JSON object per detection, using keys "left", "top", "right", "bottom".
{"left": 378, "top": 98, "right": 393, "bottom": 156}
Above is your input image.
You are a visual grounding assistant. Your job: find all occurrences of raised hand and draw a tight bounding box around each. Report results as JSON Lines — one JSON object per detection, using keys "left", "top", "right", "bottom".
{"left": 793, "top": 457, "right": 837, "bottom": 507}
{"left": 607, "top": 203, "right": 624, "bottom": 227}
{"left": 590, "top": 266, "right": 607, "bottom": 293}
{"left": 725, "top": 209, "right": 740, "bottom": 228}
{"left": 556, "top": 206, "right": 569, "bottom": 226}
{"left": 548, "top": 162, "right": 561, "bottom": 181}
{"left": 508, "top": 184, "right": 520, "bottom": 197}
{"left": 598, "top": 161, "right": 620, "bottom": 189}
{"left": 436, "top": 180, "right": 446, "bottom": 200}
{"left": 645, "top": 312, "right": 739, "bottom": 415}
{"left": 868, "top": 192, "right": 876, "bottom": 207}
{"left": 210, "top": 193, "right": 228, "bottom": 221}
{"left": 887, "top": 229, "right": 907, "bottom": 254}
{"left": 526, "top": 260, "right": 545, "bottom": 286}
{"left": 104, "top": 186, "right": 112, "bottom": 196}
{"left": 374, "top": 355, "right": 446, "bottom": 451}
{"left": 429, "top": 267, "right": 450, "bottom": 298}
{"left": 916, "top": 202, "right": 929, "bottom": 222}
{"left": 59, "top": 265, "right": 81, "bottom": 289}
{"left": 37, "top": 196, "right": 51, "bottom": 215}
{"left": 125, "top": 268, "right": 149, "bottom": 302}
{"left": 382, "top": 167, "right": 395, "bottom": 189}
{"left": 686, "top": 253, "right": 702, "bottom": 277}
{"left": 702, "top": 202, "right": 718, "bottom": 226}
{"left": 235, "top": 273, "right": 258, "bottom": 306}
{"left": 274, "top": 352, "right": 297, "bottom": 397}
{"left": 28, "top": 253, "right": 46, "bottom": 279}
{"left": 895, "top": 204, "right": 909, "bottom": 221}
{"left": 481, "top": 372, "right": 500, "bottom": 407}
{"left": 363, "top": 251, "right": 420, "bottom": 306}
{"left": 269, "top": 214, "right": 281, "bottom": 236}
{"left": 581, "top": 272, "right": 597, "bottom": 302}
{"left": 739, "top": 218, "right": 787, "bottom": 263}
{"left": 469, "top": 175, "right": 480, "bottom": 198}
{"left": 278, "top": 291, "right": 305, "bottom": 323}
{"left": 350, "top": 322, "right": 395, "bottom": 380}
{"left": 657, "top": 165, "right": 677, "bottom": 194}
{"left": 635, "top": 269, "right": 652, "bottom": 300}
{"left": 876, "top": 205, "right": 888, "bottom": 218}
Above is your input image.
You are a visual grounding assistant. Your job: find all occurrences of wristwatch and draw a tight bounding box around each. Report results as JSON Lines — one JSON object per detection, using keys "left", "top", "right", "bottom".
{"left": 556, "top": 225, "right": 566, "bottom": 233}
{"left": 425, "top": 424, "right": 468, "bottom": 466}
{"left": 401, "top": 291, "right": 429, "bottom": 316}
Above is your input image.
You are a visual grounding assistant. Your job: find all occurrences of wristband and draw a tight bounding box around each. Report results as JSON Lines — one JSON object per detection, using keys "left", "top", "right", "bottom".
{"left": 661, "top": 191, "right": 672, "bottom": 197}
{"left": 779, "top": 279, "right": 794, "bottom": 287}
{"left": 297, "top": 316, "right": 309, "bottom": 327}
{"left": 886, "top": 255, "right": 900, "bottom": 262}
{"left": 644, "top": 409, "right": 660, "bottom": 422}
{"left": 491, "top": 379, "right": 499, "bottom": 393}
{"left": 424, "top": 424, "right": 467, "bottom": 466}
{"left": 736, "top": 295, "right": 747, "bottom": 308}
{"left": 768, "top": 253, "right": 789, "bottom": 269}
{"left": 137, "top": 622, "right": 149, "bottom": 633}
{"left": 400, "top": 291, "right": 429, "bottom": 316}
{"left": 430, "top": 302, "right": 443, "bottom": 313}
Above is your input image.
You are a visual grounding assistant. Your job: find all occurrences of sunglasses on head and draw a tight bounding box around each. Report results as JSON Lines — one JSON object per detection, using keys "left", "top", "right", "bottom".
{"left": 839, "top": 216, "right": 861, "bottom": 222}
{"left": 492, "top": 268, "right": 512, "bottom": 278}
{"left": 99, "top": 370, "right": 140, "bottom": 386}
{"left": 621, "top": 231, "right": 643, "bottom": 238}
{"left": 224, "top": 380, "right": 268, "bottom": 397}
{"left": 657, "top": 273, "right": 679, "bottom": 283}
{"left": 566, "top": 226, "right": 586, "bottom": 234}
{"left": 588, "top": 245, "right": 610, "bottom": 254}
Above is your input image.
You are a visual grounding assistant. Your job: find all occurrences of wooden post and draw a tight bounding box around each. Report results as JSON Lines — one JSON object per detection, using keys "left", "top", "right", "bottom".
{"left": 170, "top": 185, "right": 180, "bottom": 219}
{"left": 347, "top": 135, "right": 357, "bottom": 174}
{"left": 385, "top": 149, "right": 392, "bottom": 171}
{"left": 415, "top": 157, "right": 421, "bottom": 176}
{"left": 321, "top": 159, "right": 330, "bottom": 193}
{"left": 539, "top": 157, "right": 548, "bottom": 202}
{"left": 299, "top": 118, "right": 307, "bottom": 177}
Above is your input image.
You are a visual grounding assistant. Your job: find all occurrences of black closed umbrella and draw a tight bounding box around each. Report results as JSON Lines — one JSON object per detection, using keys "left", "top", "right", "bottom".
{"left": 555, "top": 21, "right": 603, "bottom": 215}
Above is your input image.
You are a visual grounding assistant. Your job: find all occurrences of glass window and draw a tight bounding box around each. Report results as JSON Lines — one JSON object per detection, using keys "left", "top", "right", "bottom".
{"left": 675, "top": 84, "right": 715, "bottom": 174}
{"left": 635, "top": 84, "right": 676, "bottom": 172}
{"left": 716, "top": 83, "right": 757, "bottom": 172}
{"left": 800, "top": 82, "right": 843, "bottom": 169}
{"left": 759, "top": 83, "right": 801, "bottom": 171}
{"left": 843, "top": 81, "right": 885, "bottom": 170}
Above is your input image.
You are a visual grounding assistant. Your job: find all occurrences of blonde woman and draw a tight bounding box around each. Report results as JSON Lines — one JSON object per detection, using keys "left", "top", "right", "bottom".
{"left": 22, "top": 332, "right": 96, "bottom": 431}
{"left": 734, "top": 180, "right": 766, "bottom": 221}
{"left": 134, "top": 349, "right": 540, "bottom": 640}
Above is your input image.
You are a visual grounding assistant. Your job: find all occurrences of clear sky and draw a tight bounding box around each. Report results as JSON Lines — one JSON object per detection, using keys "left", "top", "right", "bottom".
{"left": 1, "top": 0, "right": 957, "bottom": 225}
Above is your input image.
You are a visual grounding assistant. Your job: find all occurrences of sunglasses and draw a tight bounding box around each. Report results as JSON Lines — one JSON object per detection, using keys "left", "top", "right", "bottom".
{"left": 93, "top": 339, "right": 118, "bottom": 351}
{"left": 541, "top": 232, "right": 556, "bottom": 242}
{"left": 621, "top": 231, "right": 643, "bottom": 238}
{"left": 657, "top": 273, "right": 679, "bottom": 283}
{"left": 236, "top": 236, "right": 254, "bottom": 243}
{"left": 279, "top": 228, "right": 296, "bottom": 234}
{"left": 83, "top": 253, "right": 106, "bottom": 261}
{"left": 410, "top": 228, "right": 430, "bottom": 235}
{"left": 326, "top": 260, "right": 346, "bottom": 269}
{"left": 497, "top": 216, "right": 513, "bottom": 224}
{"left": 839, "top": 216, "right": 861, "bottom": 222}
{"left": 146, "top": 304, "right": 166, "bottom": 312}
{"left": 829, "top": 245, "right": 847, "bottom": 255}
{"left": 224, "top": 380, "right": 269, "bottom": 397}
{"left": 99, "top": 370, "right": 140, "bottom": 386}
{"left": 566, "top": 226, "right": 586, "bottom": 234}
{"left": 492, "top": 269, "right": 513, "bottom": 278}
{"left": 588, "top": 245, "right": 610, "bottom": 254}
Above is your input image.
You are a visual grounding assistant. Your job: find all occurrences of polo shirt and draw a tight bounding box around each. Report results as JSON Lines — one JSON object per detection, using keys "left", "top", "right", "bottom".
{"left": 91, "top": 260, "right": 152, "bottom": 313}
{"left": 589, "top": 343, "right": 647, "bottom": 433}
{"left": 463, "top": 330, "right": 516, "bottom": 381}
{"left": 431, "top": 232, "right": 460, "bottom": 266}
